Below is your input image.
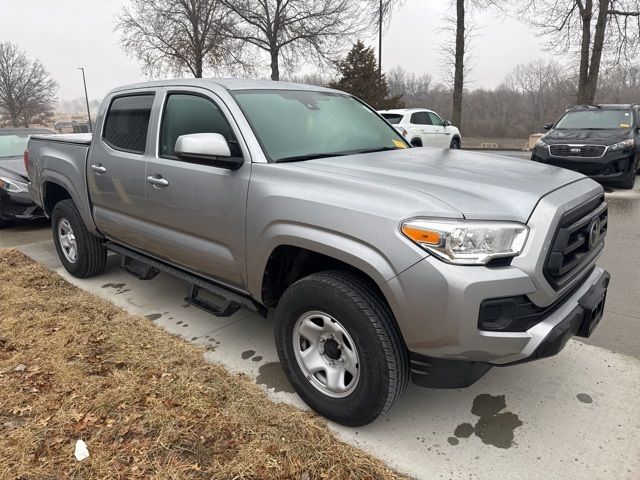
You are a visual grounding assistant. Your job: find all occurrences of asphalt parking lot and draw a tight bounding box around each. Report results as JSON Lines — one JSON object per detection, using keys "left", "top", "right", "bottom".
{"left": 2, "top": 157, "right": 639, "bottom": 479}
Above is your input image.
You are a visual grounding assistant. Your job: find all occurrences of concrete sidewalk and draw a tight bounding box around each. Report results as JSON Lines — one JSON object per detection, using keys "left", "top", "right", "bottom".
{"left": 17, "top": 240, "right": 640, "bottom": 480}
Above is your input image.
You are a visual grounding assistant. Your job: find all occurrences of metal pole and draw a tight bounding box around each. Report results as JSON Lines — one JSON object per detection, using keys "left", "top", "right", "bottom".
{"left": 378, "top": 0, "right": 383, "bottom": 108}
{"left": 78, "top": 68, "right": 92, "bottom": 133}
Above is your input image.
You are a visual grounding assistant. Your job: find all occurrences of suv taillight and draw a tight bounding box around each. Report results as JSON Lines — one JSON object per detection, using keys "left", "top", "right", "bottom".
{"left": 23, "top": 149, "right": 29, "bottom": 172}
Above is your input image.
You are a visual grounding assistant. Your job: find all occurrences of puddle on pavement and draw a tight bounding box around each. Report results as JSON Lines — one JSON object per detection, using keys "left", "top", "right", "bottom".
{"left": 241, "top": 349, "right": 255, "bottom": 360}
{"left": 450, "top": 394, "right": 523, "bottom": 449}
{"left": 101, "top": 282, "right": 130, "bottom": 294}
{"left": 256, "top": 362, "right": 294, "bottom": 394}
{"left": 576, "top": 393, "right": 593, "bottom": 404}
{"left": 145, "top": 313, "right": 162, "bottom": 321}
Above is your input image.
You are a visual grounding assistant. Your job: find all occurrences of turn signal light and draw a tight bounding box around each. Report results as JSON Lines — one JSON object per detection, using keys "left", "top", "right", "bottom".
{"left": 401, "top": 225, "right": 443, "bottom": 246}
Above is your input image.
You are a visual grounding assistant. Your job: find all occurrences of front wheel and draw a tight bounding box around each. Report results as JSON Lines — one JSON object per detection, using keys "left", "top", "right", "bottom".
{"left": 450, "top": 138, "right": 461, "bottom": 149}
{"left": 274, "top": 271, "right": 409, "bottom": 426}
{"left": 52, "top": 199, "right": 106, "bottom": 278}
{"left": 619, "top": 157, "right": 639, "bottom": 189}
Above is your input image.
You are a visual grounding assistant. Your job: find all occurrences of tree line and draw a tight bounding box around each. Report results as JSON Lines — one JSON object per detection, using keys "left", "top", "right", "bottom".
{"left": 2, "top": 0, "right": 640, "bottom": 133}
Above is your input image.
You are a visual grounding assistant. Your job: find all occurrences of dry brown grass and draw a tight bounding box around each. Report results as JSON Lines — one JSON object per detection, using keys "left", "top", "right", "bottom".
{"left": 0, "top": 249, "right": 408, "bottom": 480}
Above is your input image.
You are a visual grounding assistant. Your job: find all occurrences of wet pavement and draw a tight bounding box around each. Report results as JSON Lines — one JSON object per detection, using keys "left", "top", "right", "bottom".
{"left": 3, "top": 169, "right": 640, "bottom": 479}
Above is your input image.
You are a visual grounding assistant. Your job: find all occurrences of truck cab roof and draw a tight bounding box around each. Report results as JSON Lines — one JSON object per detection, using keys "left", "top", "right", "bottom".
{"left": 109, "top": 78, "right": 339, "bottom": 95}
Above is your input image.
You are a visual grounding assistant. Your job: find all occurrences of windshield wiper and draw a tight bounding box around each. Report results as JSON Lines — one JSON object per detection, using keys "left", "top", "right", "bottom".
{"left": 276, "top": 152, "right": 349, "bottom": 163}
{"left": 353, "top": 146, "right": 400, "bottom": 154}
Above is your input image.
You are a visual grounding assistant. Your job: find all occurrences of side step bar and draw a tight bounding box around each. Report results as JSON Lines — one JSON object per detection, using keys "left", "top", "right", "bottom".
{"left": 104, "top": 241, "right": 266, "bottom": 318}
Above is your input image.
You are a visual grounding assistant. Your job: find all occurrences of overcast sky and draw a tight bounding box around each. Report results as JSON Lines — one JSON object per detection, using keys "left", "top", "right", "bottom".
{"left": 0, "top": 0, "right": 546, "bottom": 101}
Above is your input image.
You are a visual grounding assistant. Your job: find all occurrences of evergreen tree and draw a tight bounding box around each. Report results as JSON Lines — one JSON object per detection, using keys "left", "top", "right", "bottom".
{"left": 328, "top": 41, "right": 403, "bottom": 109}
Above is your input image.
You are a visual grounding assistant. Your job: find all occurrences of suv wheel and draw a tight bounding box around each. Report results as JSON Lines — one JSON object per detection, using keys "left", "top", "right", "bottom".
{"left": 274, "top": 271, "right": 409, "bottom": 426}
{"left": 410, "top": 138, "right": 423, "bottom": 147}
{"left": 450, "top": 138, "right": 461, "bottom": 149}
{"left": 619, "top": 157, "right": 639, "bottom": 189}
{"left": 52, "top": 199, "right": 106, "bottom": 278}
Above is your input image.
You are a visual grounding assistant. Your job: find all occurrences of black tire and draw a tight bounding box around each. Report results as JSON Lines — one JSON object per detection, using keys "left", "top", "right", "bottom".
{"left": 410, "top": 138, "right": 423, "bottom": 147}
{"left": 51, "top": 199, "right": 106, "bottom": 278}
{"left": 450, "top": 137, "right": 461, "bottom": 149}
{"left": 619, "top": 158, "right": 638, "bottom": 189}
{"left": 274, "top": 270, "right": 409, "bottom": 426}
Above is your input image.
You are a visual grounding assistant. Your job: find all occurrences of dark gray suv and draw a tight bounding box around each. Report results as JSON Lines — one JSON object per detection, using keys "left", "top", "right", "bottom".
{"left": 532, "top": 104, "right": 640, "bottom": 189}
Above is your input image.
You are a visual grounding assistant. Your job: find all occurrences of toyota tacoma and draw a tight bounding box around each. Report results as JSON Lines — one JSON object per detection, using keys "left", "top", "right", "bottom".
{"left": 26, "top": 79, "right": 610, "bottom": 426}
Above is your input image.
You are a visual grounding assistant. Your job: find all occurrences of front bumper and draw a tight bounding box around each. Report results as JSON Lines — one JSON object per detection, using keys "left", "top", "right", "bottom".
{"left": 0, "top": 189, "right": 45, "bottom": 222}
{"left": 531, "top": 146, "right": 637, "bottom": 183}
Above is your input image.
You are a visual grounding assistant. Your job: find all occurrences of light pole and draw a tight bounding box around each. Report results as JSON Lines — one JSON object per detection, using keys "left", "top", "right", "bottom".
{"left": 78, "top": 68, "right": 92, "bottom": 133}
{"left": 378, "top": 0, "right": 383, "bottom": 108}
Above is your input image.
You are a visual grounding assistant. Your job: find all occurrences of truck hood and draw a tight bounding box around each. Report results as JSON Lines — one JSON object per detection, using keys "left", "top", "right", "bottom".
{"left": 0, "top": 156, "right": 27, "bottom": 180}
{"left": 293, "top": 147, "right": 587, "bottom": 222}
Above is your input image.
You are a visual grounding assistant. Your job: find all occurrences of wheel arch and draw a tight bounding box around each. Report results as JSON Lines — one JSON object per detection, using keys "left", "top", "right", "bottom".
{"left": 258, "top": 240, "right": 395, "bottom": 310}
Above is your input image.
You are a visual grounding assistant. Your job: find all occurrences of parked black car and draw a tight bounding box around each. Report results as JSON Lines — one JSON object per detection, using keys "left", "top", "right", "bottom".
{"left": 531, "top": 104, "right": 640, "bottom": 189}
{"left": 0, "top": 128, "right": 53, "bottom": 227}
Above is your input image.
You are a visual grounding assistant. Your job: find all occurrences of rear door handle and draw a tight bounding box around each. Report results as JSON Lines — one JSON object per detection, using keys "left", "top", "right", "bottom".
{"left": 90, "top": 164, "right": 106, "bottom": 174}
{"left": 147, "top": 175, "right": 169, "bottom": 188}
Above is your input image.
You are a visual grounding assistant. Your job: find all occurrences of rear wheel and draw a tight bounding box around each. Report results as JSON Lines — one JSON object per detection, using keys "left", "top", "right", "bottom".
{"left": 52, "top": 199, "right": 106, "bottom": 278}
{"left": 274, "top": 271, "right": 409, "bottom": 426}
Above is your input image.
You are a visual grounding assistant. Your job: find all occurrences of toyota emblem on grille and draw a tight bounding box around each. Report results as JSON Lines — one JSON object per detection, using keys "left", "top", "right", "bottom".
{"left": 570, "top": 147, "right": 581, "bottom": 153}
{"left": 588, "top": 218, "right": 601, "bottom": 249}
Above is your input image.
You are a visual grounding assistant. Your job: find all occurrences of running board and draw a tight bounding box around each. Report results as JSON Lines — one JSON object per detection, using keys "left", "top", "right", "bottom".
{"left": 104, "top": 241, "right": 265, "bottom": 317}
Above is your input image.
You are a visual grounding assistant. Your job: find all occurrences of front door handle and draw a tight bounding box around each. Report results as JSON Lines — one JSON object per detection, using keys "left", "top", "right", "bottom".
{"left": 147, "top": 175, "right": 169, "bottom": 188}
{"left": 90, "top": 164, "right": 106, "bottom": 174}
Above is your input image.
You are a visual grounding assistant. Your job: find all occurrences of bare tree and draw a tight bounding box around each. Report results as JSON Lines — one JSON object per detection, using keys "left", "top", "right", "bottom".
{"left": 0, "top": 42, "right": 57, "bottom": 128}
{"left": 440, "top": 1, "right": 484, "bottom": 130}
{"left": 116, "top": 0, "right": 243, "bottom": 78}
{"left": 512, "top": 0, "right": 640, "bottom": 104}
{"left": 505, "top": 59, "right": 575, "bottom": 131}
{"left": 223, "top": 0, "right": 369, "bottom": 80}
{"left": 387, "top": 66, "right": 433, "bottom": 106}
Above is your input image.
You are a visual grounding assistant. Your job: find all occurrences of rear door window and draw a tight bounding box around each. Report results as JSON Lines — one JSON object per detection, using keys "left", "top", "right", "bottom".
{"left": 410, "top": 112, "right": 431, "bottom": 125}
{"left": 103, "top": 94, "right": 154, "bottom": 154}
{"left": 159, "top": 93, "right": 241, "bottom": 159}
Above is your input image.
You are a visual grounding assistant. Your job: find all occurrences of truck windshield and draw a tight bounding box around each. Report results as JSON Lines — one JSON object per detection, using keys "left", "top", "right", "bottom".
{"left": 233, "top": 90, "right": 409, "bottom": 162}
{"left": 555, "top": 109, "right": 634, "bottom": 130}
{"left": 0, "top": 134, "right": 29, "bottom": 159}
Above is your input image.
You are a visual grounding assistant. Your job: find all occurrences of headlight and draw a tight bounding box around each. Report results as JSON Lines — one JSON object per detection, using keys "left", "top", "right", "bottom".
{"left": 535, "top": 139, "right": 548, "bottom": 149}
{"left": 0, "top": 176, "right": 29, "bottom": 193}
{"left": 609, "top": 138, "right": 634, "bottom": 151}
{"left": 401, "top": 219, "right": 529, "bottom": 265}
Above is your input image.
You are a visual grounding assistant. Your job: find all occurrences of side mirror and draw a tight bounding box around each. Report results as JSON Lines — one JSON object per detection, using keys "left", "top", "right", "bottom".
{"left": 543, "top": 123, "right": 553, "bottom": 131}
{"left": 444, "top": 120, "right": 452, "bottom": 127}
{"left": 174, "top": 133, "right": 243, "bottom": 169}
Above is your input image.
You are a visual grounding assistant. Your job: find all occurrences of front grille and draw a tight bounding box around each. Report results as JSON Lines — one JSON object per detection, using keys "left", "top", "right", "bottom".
{"left": 544, "top": 195, "right": 607, "bottom": 289}
{"left": 550, "top": 144, "right": 606, "bottom": 158}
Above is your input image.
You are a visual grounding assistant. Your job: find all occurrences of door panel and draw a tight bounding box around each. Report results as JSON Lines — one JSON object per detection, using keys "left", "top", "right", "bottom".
{"left": 143, "top": 89, "right": 250, "bottom": 288}
{"left": 427, "top": 112, "right": 449, "bottom": 148}
{"left": 89, "top": 93, "right": 156, "bottom": 248}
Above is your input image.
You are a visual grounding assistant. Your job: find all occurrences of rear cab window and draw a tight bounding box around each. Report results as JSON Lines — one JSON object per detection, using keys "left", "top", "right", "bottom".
{"left": 102, "top": 94, "right": 155, "bottom": 154}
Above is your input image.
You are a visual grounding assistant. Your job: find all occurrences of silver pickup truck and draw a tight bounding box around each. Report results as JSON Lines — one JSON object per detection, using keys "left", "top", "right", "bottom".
{"left": 27, "top": 79, "right": 610, "bottom": 426}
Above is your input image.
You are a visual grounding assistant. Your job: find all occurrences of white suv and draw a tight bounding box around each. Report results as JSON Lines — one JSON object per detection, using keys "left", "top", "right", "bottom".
{"left": 378, "top": 108, "right": 461, "bottom": 149}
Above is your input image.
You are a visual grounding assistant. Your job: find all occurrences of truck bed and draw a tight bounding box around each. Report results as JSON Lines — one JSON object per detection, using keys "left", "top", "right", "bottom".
{"left": 27, "top": 133, "right": 96, "bottom": 234}
{"left": 30, "top": 133, "right": 93, "bottom": 145}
